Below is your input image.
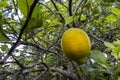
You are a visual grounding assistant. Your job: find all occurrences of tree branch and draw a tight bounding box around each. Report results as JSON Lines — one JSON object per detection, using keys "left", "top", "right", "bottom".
{"left": 12, "top": 0, "right": 21, "bottom": 22}
{"left": 20, "top": 41, "right": 63, "bottom": 58}
{"left": 68, "top": 0, "right": 72, "bottom": 16}
{"left": 0, "top": 0, "right": 39, "bottom": 64}
{"left": 0, "top": 41, "right": 64, "bottom": 58}
{"left": 51, "top": 67, "right": 79, "bottom": 80}
{"left": 11, "top": 54, "right": 25, "bottom": 69}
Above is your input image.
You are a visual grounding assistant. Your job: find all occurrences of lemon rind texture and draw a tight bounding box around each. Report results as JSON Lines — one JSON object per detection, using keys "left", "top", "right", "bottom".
{"left": 61, "top": 28, "right": 91, "bottom": 61}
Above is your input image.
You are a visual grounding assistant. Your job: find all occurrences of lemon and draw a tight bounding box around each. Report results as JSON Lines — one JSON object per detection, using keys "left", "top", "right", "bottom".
{"left": 61, "top": 28, "right": 91, "bottom": 62}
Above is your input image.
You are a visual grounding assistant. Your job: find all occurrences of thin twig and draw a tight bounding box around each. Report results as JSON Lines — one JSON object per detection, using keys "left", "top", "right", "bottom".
{"left": 37, "top": 36, "right": 62, "bottom": 52}
{"left": 77, "top": 0, "right": 87, "bottom": 23}
{"left": 51, "top": 67, "right": 79, "bottom": 80}
{"left": 46, "top": 26, "right": 64, "bottom": 52}
{"left": 40, "top": 3, "right": 55, "bottom": 14}
{"left": 73, "top": 0, "right": 86, "bottom": 27}
{"left": 25, "top": 62, "right": 49, "bottom": 70}
{"left": 12, "top": 0, "right": 21, "bottom": 22}
{"left": 51, "top": 0, "right": 65, "bottom": 23}
{"left": 3, "top": 18, "right": 18, "bottom": 38}
{"left": 0, "top": 41, "right": 63, "bottom": 58}
{"left": 71, "top": 61, "right": 81, "bottom": 79}
{"left": 11, "top": 54, "right": 25, "bottom": 68}
{"left": 0, "top": 0, "right": 39, "bottom": 64}
{"left": 74, "top": 0, "right": 84, "bottom": 16}
{"left": 21, "top": 41, "right": 63, "bottom": 58}
{"left": 82, "top": 13, "right": 103, "bottom": 27}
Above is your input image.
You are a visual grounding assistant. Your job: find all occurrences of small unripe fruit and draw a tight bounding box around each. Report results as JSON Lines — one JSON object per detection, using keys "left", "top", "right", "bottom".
{"left": 61, "top": 28, "right": 91, "bottom": 62}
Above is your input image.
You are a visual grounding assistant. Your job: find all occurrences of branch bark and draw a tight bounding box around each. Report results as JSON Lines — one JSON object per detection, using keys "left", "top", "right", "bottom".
{"left": 68, "top": 0, "right": 72, "bottom": 16}
{"left": 51, "top": 67, "right": 79, "bottom": 80}
{"left": 0, "top": 0, "right": 39, "bottom": 64}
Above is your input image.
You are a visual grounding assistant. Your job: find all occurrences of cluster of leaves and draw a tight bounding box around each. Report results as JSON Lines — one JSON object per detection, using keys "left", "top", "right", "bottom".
{"left": 0, "top": 0, "right": 120, "bottom": 80}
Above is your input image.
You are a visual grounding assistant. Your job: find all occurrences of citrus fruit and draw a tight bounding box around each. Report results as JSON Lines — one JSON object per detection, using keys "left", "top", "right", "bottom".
{"left": 61, "top": 28, "right": 91, "bottom": 62}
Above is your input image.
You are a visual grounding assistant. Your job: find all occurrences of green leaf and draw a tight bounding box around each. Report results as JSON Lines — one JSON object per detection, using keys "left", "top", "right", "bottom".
{"left": 104, "top": 41, "right": 115, "bottom": 49}
{"left": 24, "top": 18, "right": 43, "bottom": 32}
{"left": 0, "top": 12, "right": 9, "bottom": 41}
{"left": 65, "top": 16, "right": 73, "bottom": 25}
{"left": 105, "top": 14, "right": 117, "bottom": 23}
{"left": 118, "top": 77, "right": 120, "bottom": 80}
{"left": 32, "top": 5, "right": 40, "bottom": 19}
{"left": 37, "top": 32, "right": 43, "bottom": 37}
{"left": 88, "top": 68, "right": 105, "bottom": 78}
{"left": 114, "top": 64, "right": 120, "bottom": 74}
{"left": 112, "top": 46, "right": 120, "bottom": 60}
{"left": 18, "top": 0, "right": 44, "bottom": 31}
{"left": 113, "top": 40, "right": 120, "bottom": 47}
{"left": 46, "top": 19, "right": 62, "bottom": 27}
{"left": 90, "top": 50, "right": 107, "bottom": 64}
{"left": 18, "top": 0, "right": 43, "bottom": 19}
{"left": 0, "top": 1, "right": 8, "bottom": 8}
{"left": 93, "top": 8, "right": 100, "bottom": 14}
{"left": 0, "top": 28, "right": 10, "bottom": 41}
{"left": 116, "top": 0, "right": 120, "bottom": 3}
{"left": 101, "top": 3, "right": 112, "bottom": 7}
{"left": 1, "top": 45, "right": 8, "bottom": 51}
{"left": 103, "top": 0, "right": 115, "bottom": 3}
{"left": 104, "top": 41, "right": 120, "bottom": 60}
{"left": 31, "top": 5, "right": 44, "bottom": 19}
{"left": 111, "top": 7, "right": 120, "bottom": 16}
{"left": 80, "top": 14, "right": 86, "bottom": 21}
{"left": 85, "top": 1, "right": 91, "bottom": 9}
{"left": 18, "top": 0, "right": 33, "bottom": 16}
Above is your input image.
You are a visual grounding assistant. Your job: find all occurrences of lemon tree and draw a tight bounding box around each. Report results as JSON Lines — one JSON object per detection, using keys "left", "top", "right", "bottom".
{"left": 0, "top": 0, "right": 120, "bottom": 80}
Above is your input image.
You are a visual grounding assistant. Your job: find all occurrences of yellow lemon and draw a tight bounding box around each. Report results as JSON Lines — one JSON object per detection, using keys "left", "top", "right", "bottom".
{"left": 61, "top": 28, "right": 91, "bottom": 61}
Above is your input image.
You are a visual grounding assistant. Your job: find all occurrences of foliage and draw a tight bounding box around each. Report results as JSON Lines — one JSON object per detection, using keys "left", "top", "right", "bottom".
{"left": 0, "top": 0, "right": 120, "bottom": 80}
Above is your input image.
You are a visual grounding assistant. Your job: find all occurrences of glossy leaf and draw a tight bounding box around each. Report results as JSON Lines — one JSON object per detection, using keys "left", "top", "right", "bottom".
{"left": 90, "top": 50, "right": 107, "bottom": 64}
{"left": 114, "top": 64, "right": 120, "bottom": 74}
{"left": 24, "top": 18, "right": 43, "bottom": 32}
{"left": 80, "top": 14, "right": 86, "bottom": 21}
{"left": 18, "top": 0, "right": 33, "bottom": 16}
{"left": 104, "top": 42, "right": 115, "bottom": 49}
{"left": 104, "top": 14, "right": 117, "bottom": 23}
{"left": 18, "top": 0, "right": 43, "bottom": 20}
{"left": 113, "top": 40, "right": 120, "bottom": 47}
{"left": 111, "top": 7, "right": 120, "bottom": 16}
{"left": 104, "top": 41, "right": 120, "bottom": 60}
{"left": 31, "top": 5, "right": 44, "bottom": 19}
{"left": 112, "top": 46, "right": 120, "bottom": 59}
